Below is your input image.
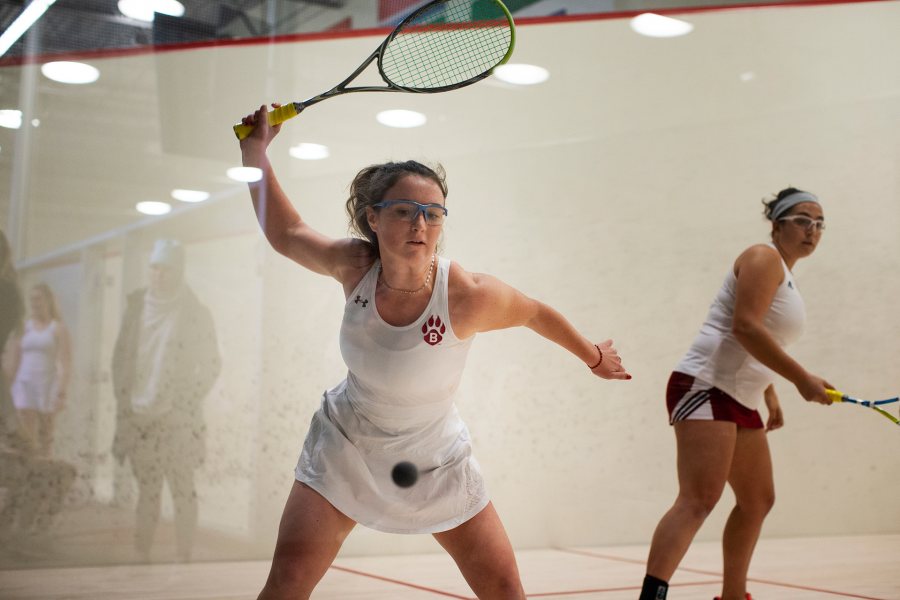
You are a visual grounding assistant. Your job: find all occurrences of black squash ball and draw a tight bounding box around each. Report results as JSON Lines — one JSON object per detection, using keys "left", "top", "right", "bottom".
{"left": 391, "top": 461, "right": 418, "bottom": 488}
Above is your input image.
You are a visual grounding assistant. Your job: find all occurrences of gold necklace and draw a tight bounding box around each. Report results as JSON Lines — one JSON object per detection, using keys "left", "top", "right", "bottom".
{"left": 380, "top": 254, "right": 435, "bottom": 295}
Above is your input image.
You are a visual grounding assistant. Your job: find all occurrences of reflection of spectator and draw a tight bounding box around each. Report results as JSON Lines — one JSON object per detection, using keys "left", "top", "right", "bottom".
{"left": 111, "top": 239, "right": 221, "bottom": 563}
{"left": 0, "top": 231, "right": 76, "bottom": 544}
{"left": 10, "top": 283, "right": 72, "bottom": 457}
{"left": 0, "top": 229, "right": 24, "bottom": 435}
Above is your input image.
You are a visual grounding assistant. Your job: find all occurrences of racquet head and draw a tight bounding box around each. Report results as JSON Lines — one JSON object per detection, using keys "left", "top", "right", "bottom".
{"left": 233, "top": 0, "right": 515, "bottom": 140}
{"left": 379, "top": 0, "right": 516, "bottom": 92}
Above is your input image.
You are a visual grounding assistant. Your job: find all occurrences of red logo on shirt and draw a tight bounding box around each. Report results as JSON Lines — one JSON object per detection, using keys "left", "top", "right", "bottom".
{"left": 422, "top": 315, "right": 446, "bottom": 346}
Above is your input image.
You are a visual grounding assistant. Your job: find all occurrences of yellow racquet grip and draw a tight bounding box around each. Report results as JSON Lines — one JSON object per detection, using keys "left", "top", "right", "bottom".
{"left": 233, "top": 103, "right": 300, "bottom": 140}
{"left": 826, "top": 389, "right": 845, "bottom": 403}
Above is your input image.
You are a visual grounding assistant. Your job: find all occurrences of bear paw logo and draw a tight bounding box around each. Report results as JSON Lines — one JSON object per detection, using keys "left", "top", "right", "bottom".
{"left": 422, "top": 315, "right": 446, "bottom": 346}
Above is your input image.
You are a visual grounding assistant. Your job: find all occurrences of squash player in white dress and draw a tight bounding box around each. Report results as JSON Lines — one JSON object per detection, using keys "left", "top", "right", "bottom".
{"left": 10, "top": 283, "right": 72, "bottom": 457}
{"left": 239, "top": 104, "right": 632, "bottom": 600}
{"left": 639, "top": 189, "right": 834, "bottom": 600}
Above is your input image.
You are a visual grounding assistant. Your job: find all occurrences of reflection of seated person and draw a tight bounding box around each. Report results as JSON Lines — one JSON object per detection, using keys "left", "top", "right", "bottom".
{"left": 0, "top": 425, "right": 76, "bottom": 542}
{"left": 111, "top": 239, "right": 221, "bottom": 562}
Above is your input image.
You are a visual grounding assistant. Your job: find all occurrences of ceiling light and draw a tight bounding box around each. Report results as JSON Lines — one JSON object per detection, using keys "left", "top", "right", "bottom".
{"left": 0, "top": 110, "right": 23, "bottom": 129}
{"left": 118, "top": 0, "right": 185, "bottom": 22}
{"left": 171, "top": 189, "right": 210, "bottom": 203}
{"left": 739, "top": 71, "right": 756, "bottom": 82}
{"left": 227, "top": 166, "right": 263, "bottom": 183}
{"left": 376, "top": 109, "right": 426, "bottom": 129}
{"left": 289, "top": 143, "right": 330, "bottom": 160}
{"left": 630, "top": 13, "right": 693, "bottom": 38}
{"left": 41, "top": 61, "right": 100, "bottom": 84}
{"left": 0, "top": 0, "right": 57, "bottom": 58}
{"left": 492, "top": 64, "right": 549, "bottom": 86}
{"left": 136, "top": 201, "right": 172, "bottom": 216}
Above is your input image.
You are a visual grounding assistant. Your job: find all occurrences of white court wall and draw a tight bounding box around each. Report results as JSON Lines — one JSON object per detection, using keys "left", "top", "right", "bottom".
{"left": 4, "top": 0, "right": 898, "bottom": 564}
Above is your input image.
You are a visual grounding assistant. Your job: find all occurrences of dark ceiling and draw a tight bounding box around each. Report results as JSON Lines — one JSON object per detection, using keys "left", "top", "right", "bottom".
{"left": 0, "top": 0, "right": 817, "bottom": 63}
{"left": 0, "top": 0, "right": 353, "bottom": 61}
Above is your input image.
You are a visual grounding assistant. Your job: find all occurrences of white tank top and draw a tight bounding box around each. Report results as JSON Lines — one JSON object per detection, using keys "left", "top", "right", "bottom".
{"left": 675, "top": 245, "right": 806, "bottom": 409}
{"left": 340, "top": 256, "right": 474, "bottom": 432}
{"left": 295, "top": 256, "right": 488, "bottom": 534}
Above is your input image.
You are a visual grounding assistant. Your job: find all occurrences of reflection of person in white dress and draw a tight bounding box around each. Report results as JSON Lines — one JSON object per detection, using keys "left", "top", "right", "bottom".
{"left": 239, "top": 104, "right": 632, "bottom": 600}
{"left": 10, "top": 283, "right": 72, "bottom": 457}
{"left": 1, "top": 233, "right": 76, "bottom": 543}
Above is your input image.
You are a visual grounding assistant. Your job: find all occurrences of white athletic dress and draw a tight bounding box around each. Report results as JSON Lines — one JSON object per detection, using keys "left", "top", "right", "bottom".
{"left": 12, "top": 320, "right": 61, "bottom": 413}
{"left": 675, "top": 245, "right": 806, "bottom": 410}
{"left": 295, "top": 256, "right": 488, "bottom": 534}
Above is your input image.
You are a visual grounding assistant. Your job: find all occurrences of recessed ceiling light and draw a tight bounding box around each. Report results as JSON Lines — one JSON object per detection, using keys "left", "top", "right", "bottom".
{"left": 136, "top": 201, "right": 172, "bottom": 216}
{"left": 492, "top": 64, "right": 549, "bottom": 85}
{"left": 118, "top": 0, "right": 185, "bottom": 22}
{"left": 289, "top": 143, "right": 330, "bottom": 160}
{"left": 41, "top": 61, "right": 100, "bottom": 84}
{"left": 227, "top": 166, "right": 263, "bottom": 182}
{"left": 739, "top": 71, "right": 756, "bottom": 82}
{"left": 171, "top": 189, "right": 210, "bottom": 203}
{"left": 630, "top": 13, "right": 693, "bottom": 38}
{"left": 0, "top": 109, "right": 22, "bottom": 129}
{"left": 376, "top": 109, "right": 426, "bottom": 128}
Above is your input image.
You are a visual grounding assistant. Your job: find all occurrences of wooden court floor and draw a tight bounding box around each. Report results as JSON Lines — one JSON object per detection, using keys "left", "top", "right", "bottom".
{"left": 1, "top": 534, "right": 897, "bottom": 599}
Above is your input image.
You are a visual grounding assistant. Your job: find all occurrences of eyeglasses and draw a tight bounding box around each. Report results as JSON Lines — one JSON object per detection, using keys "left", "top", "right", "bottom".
{"left": 374, "top": 200, "right": 448, "bottom": 226}
{"left": 779, "top": 215, "right": 825, "bottom": 232}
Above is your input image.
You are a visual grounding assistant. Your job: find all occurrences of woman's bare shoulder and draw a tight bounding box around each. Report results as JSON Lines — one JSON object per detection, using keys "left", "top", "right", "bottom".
{"left": 734, "top": 243, "right": 783, "bottom": 281}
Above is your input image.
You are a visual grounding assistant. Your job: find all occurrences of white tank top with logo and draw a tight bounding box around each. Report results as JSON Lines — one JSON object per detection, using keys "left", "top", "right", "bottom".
{"left": 295, "top": 256, "right": 488, "bottom": 534}
{"left": 675, "top": 244, "right": 806, "bottom": 410}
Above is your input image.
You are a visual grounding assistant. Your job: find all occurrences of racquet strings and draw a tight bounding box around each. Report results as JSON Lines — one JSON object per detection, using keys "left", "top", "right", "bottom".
{"left": 382, "top": 0, "right": 512, "bottom": 89}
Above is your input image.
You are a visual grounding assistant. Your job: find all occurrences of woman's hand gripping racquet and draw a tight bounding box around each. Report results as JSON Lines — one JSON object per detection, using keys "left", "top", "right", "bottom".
{"left": 826, "top": 389, "right": 900, "bottom": 426}
{"left": 233, "top": 0, "right": 515, "bottom": 139}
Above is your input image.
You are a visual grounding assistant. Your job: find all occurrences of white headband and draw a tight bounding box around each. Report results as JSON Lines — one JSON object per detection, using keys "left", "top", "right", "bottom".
{"left": 771, "top": 191, "right": 820, "bottom": 221}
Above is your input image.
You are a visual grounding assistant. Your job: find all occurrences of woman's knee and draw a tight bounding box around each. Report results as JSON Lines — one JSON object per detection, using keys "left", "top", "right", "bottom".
{"left": 676, "top": 489, "right": 724, "bottom": 521}
{"left": 259, "top": 559, "right": 321, "bottom": 600}
{"left": 496, "top": 577, "right": 526, "bottom": 600}
{"left": 738, "top": 487, "right": 775, "bottom": 517}
{"left": 476, "top": 569, "right": 525, "bottom": 600}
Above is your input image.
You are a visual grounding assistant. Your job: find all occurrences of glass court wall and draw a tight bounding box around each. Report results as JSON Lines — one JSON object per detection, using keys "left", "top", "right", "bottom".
{"left": 1, "top": 0, "right": 898, "bottom": 569}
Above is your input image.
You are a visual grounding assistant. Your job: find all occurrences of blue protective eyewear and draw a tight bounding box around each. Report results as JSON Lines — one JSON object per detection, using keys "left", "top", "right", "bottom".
{"left": 373, "top": 200, "right": 448, "bottom": 226}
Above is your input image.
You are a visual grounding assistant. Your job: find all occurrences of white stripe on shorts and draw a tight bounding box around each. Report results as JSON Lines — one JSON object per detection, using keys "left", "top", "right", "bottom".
{"left": 671, "top": 381, "right": 715, "bottom": 423}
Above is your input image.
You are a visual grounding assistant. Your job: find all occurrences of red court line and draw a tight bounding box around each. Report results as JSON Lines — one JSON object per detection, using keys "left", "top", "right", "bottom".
{"left": 329, "top": 563, "right": 474, "bottom": 599}
{"left": 557, "top": 547, "right": 721, "bottom": 575}
{"left": 333, "top": 561, "right": 714, "bottom": 599}
{"left": 526, "top": 580, "right": 716, "bottom": 597}
{"left": 555, "top": 547, "right": 892, "bottom": 600}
